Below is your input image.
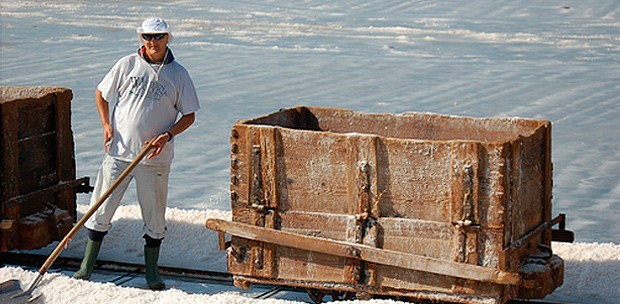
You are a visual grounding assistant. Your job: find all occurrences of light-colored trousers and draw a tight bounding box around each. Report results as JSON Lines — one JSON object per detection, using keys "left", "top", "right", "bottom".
{"left": 85, "top": 154, "right": 171, "bottom": 239}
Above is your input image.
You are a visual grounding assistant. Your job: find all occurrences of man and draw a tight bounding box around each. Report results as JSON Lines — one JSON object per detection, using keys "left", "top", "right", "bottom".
{"left": 73, "top": 17, "right": 200, "bottom": 290}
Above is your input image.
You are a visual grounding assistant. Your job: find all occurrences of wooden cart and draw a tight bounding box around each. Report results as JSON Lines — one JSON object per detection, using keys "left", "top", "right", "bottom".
{"left": 206, "top": 106, "right": 572, "bottom": 304}
{"left": 1, "top": 86, "right": 91, "bottom": 252}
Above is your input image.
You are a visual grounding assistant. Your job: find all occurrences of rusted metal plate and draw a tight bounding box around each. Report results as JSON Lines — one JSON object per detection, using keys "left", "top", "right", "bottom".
{"left": 220, "top": 106, "right": 563, "bottom": 304}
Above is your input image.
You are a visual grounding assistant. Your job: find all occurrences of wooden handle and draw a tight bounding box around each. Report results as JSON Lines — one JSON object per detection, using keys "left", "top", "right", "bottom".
{"left": 206, "top": 218, "right": 522, "bottom": 285}
{"left": 38, "top": 142, "right": 155, "bottom": 275}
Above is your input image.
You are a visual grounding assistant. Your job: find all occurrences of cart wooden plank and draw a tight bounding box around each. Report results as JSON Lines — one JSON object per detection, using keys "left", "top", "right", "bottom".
{"left": 206, "top": 218, "right": 522, "bottom": 285}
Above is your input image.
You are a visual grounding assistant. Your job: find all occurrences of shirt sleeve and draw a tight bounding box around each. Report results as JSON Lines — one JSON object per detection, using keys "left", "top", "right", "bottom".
{"left": 97, "top": 57, "right": 127, "bottom": 103}
{"left": 175, "top": 68, "right": 201, "bottom": 115}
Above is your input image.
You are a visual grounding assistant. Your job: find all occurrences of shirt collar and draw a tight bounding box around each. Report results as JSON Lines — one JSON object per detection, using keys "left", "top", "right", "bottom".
{"left": 138, "top": 46, "right": 175, "bottom": 64}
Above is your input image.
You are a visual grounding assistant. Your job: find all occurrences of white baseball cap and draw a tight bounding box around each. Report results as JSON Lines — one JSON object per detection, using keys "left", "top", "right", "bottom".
{"left": 137, "top": 17, "right": 171, "bottom": 34}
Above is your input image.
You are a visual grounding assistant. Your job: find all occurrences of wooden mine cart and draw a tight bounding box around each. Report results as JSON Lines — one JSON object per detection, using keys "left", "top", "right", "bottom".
{"left": 206, "top": 106, "right": 572, "bottom": 304}
{"left": 1, "top": 86, "right": 91, "bottom": 252}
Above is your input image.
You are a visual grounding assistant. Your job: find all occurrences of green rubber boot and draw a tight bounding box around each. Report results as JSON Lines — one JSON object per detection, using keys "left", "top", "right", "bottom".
{"left": 144, "top": 246, "right": 166, "bottom": 290}
{"left": 73, "top": 239, "right": 102, "bottom": 280}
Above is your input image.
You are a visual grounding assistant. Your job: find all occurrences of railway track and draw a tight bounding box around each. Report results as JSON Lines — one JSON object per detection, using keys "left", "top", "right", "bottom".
{"left": 0, "top": 251, "right": 295, "bottom": 301}
{"left": 1, "top": 252, "right": 570, "bottom": 304}
{"left": 1, "top": 252, "right": 231, "bottom": 283}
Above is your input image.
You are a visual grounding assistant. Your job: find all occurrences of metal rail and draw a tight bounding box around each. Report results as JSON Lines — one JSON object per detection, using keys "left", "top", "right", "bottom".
{"left": 0, "top": 251, "right": 231, "bottom": 283}
{"left": 2, "top": 177, "right": 92, "bottom": 211}
{"left": 1, "top": 252, "right": 572, "bottom": 304}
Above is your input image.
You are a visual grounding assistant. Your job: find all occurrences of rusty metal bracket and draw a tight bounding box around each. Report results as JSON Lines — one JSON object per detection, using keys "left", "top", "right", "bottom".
{"left": 230, "top": 244, "right": 247, "bottom": 263}
{"left": 74, "top": 177, "right": 94, "bottom": 193}
{"left": 2, "top": 177, "right": 92, "bottom": 213}
{"left": 249, "top": 145, "right": 277, "bottom": 214}
{"left": 505, "top": 214, "right": 574, "bottom": 255}
{"left": 551, "top": 213, "right": 574, "bottom": 243}
{"left": 218, "top": 231, "right": 230, "bottom": 251}
{"left": 356, "top": 160, "right": 378, "bottom": 243}
{"left": 461, "top": 165, "right": 475, "bottom": 224}
{"left": 251, "top": 145, "right": 265, "bottom": 208}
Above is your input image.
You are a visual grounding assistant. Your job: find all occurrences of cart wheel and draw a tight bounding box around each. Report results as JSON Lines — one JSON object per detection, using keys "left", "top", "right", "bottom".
{"left": 233, "top": 278, "right": 250, "bottom": 289}
{"left": 355, "top": 291, "right": 371, "bottom": 300}
{"left": 306, "top": 289, "right": 356, "bottom": 303}
{"left": 339, "top": 291, "right": 356, "bottom": 300}
{"left": 307, "top": 289, "right": 327, "bottom": 303}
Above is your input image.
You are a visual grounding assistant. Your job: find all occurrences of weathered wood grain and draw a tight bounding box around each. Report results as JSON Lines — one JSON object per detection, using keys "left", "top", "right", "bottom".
{"left": 219, "top": 106, "right": 561, "bottom": 304}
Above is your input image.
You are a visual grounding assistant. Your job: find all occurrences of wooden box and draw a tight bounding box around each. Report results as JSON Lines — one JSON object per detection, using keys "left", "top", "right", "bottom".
{"left": 1, "top": 86, "right": 90, "bottom": 252}
{"left": 213, "top": 106, "right": 564, "bottom": 303}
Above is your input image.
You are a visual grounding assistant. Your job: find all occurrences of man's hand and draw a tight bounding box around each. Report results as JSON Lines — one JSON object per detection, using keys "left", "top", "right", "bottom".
{"left": 145, "top": 112, "right": 193, "bottom": 160}
{"left": 96, "top": 89, "right": 113, "bottom": 153}
{"left": 103, "top": 125, "right": 113, "bottom": 152}
{"left": 146, "top": 132, "right": 172, "bottom": 160}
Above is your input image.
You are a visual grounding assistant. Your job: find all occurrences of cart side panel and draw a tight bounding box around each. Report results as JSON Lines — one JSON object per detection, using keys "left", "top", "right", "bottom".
{"left": 276, "top": 212, "right": 353, "bottom": 282}
{"left": 374, "top": 263, "right": 506, "bottom": 299}
{"left": 1, "top": 86, "right": 79, "bottom": 252}
{"left": 279, "top": 212, "right": 353, "bottom": 241}
{"left": 378, "top": 218, "right": 456, "bottom": 260}
{"left": 510, "top": 125, "right": 551, "bottom": 244}
{"left": 375, "top": 138, "right": 453, "bottom": 222}
{"left": 229, "top": 125, "right": 357, "bottom": 280}
{"left": 477, "top": 143, "right": 509, "bottom": 231}
{"left": 55, "top": 90, "right": 78, "bottom": 219}
{"left": 230, "top": 125, "right": 282, "bottom": 278}
{"left": 1, "top": 99, "right": 19, "bottom": 203}
{"left": 229, "top": 124, "right": 385, "bottom": 282}
{"left": 276, "top": 247, "right": 348, "bottom": 282}
{"left": 281, "top": 106, "right": 545, "bottom": 143}
{"left": 502, "top": 124, "right": 553, "bottom": 274}
{"left": 17, "top": 97, "right": 57, "bottom": 195}
{"left": 373, "top": 139, "right": 510, "bottom": 300}
{"left": 225, "top": 107, "right": 559, "bottom": 303}
{"left": 276, "top": 128, "right": 350, "bottom": 214}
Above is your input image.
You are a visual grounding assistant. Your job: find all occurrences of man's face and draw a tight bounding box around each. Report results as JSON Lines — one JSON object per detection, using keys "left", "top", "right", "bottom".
{"left": 141, "top": 33, "right": 169, "bottom": 55}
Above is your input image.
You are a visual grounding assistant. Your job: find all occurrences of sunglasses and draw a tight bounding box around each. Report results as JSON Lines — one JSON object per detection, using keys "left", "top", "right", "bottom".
{"left": 141, "top": 33, "right": 167, "bottom": 41}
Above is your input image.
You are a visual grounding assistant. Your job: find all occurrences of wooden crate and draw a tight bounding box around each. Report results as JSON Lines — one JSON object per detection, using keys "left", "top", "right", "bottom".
{"left": 1, "top": 86, "right": 90, "bottom": 252}
{"left": 208, "top": 106, "right": 565, "bottom": 304}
